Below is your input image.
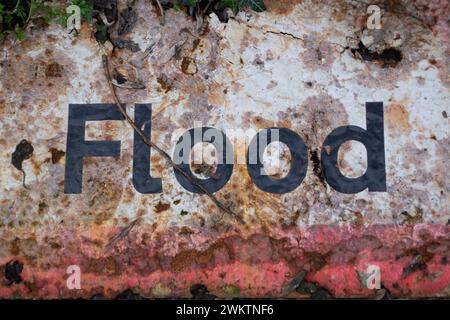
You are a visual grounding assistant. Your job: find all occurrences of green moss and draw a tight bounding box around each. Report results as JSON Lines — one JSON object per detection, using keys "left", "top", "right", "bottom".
{"left": 151, "top": 283, "right": 172, "bottom": 298}
{"left": 218, "top": 0, "right": 265, "bottom": 13}
{"left": 173, "top": 0, "right": 266, "bottom": 14}
{"left": 222, "top": 284, "right": 241, "bottom": 296}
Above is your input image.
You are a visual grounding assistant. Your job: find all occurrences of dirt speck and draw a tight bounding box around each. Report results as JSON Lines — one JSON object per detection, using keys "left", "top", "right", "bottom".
{"left": 4, "top": 260, "right": 24, "bottom": 284}
{"left": 11, "top": 139, "right": 34, "bottom": 187}
{"left": 351, "top": 41, "right": 402, "bottom": 67}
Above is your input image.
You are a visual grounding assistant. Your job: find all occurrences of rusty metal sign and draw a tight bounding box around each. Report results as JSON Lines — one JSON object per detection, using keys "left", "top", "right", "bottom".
{"left": 0, "top": 0, "right": 449, "bottom": 300}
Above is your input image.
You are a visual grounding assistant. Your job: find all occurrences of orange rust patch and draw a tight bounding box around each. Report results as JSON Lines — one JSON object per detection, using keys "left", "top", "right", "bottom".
{"left": 9, "top": 239, "right": 21, "bottom": 255}
{"left": 45, "top": 62, "right": 64, "bottom": 78}
{"left": 30, "top": 158, "right": 41, "bottom": 176}
{"left": 386, "top": 100, "right": 411, "bottom": 134}
{"left": 276, "top": 118, "right": 292, "bottom": 129}
{"left": 337, "top": 141, "right": 357, "bottom": 175}
{"left": 156, "top": 75, "right": 173, "bottom": 93}
{"left": 352, "top": 211, "right": 365, "bottom": 228}
{"left": 46, "top": 35, "right": 58, "bottom": 44}
{"left": 208, "top": 83, "right": 228, "bottom": 107}
{"left": 0, "top": 100, "right": 5, "bottom": 116}
{"left": 154, "top": 202, "right": 171, "bottom": 213}
{"left": 122, "top": 187, "right": 135, "bottom": 204}
{"left": 253, "top": 115, "right": 274, "bottom": 129}
{"left": 181, "top": 57, "right": 197, "bottom": 75}
{"left": 170, "top": 239, "right": 232, "bottom": 272}
{"left": 401, "top": 207, "right": 424, "bottom": 225}
{"left": 264, "top": 0, "right": 303, "bottom": 14}
{"left": 49, "top": 148, "right": 65, "bottom": 164}
{"left": 37, "top": 201, "right": 48, "bottom": 215}
{"left": 137, "top": 208, "right": 147, "bottom": 217}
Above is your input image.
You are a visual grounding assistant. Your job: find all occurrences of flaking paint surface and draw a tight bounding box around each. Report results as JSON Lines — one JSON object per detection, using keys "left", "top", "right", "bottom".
{"left": 0, "top": 0, "right": 449, "bottom": 298}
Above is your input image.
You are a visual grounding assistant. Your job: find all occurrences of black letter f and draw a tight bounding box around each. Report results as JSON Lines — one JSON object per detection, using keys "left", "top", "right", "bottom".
{"left": 64, "top": 104, "right": 124, "bottom": 193}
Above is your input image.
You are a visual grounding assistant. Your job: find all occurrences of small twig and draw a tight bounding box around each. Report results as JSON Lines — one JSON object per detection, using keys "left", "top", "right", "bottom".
{"left": 142, "top": 41, "right": 158, "bottom": 61}
{"left": 6, "top": 0, "right": 22, "bottom": 14}
{"left": 201, "top": 0, "right": 213, "bottom": 16}
{"left": 106, "top": 218, "right": 139, "bottom": 249}
{"left": 155, "top": 0, "right": 165, "bottom": 25}
{"left": 282, "top": 270, "right": 306, "bottom": 296}
{"left": 112, "top": 79, "right": 146, "bottom": 89}
{"left": 99, "top": 12, "right": 115, "bottom": 27}
{"left": 25, "top": 0, "right": 35, "bottom": 25}
{"left": 402, "top": 254, "right": 426, "bottom": 279}
{"left": 102, "top": 55, "right": 243, "bottom": 224}
{"left": 180, "top": 27, "right": 201, "bottom": 39}
{"left": 194, "top": 5, "right": 203, "bottom": 32}
{"left": 20, "top": 169, "right": 28, "bottom": 189}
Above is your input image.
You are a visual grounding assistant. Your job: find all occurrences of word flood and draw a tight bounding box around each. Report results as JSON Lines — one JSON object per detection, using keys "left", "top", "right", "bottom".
{"left": 64, "top": 102, "right": 386, "bottom": 195}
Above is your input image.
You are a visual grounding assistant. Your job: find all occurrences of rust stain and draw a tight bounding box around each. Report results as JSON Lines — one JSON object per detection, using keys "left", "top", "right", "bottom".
{"left": 154, "top": 202, "right": 171, "bottom": 213}
{"left": 156, "top": 74, "right": 173, "bottom": 92}
{"left": 30, "top": 158, "right": 41, "bottom": 177}
{"left": 181, "top": 57, "right": 197, "bottom": 75}
{"left": 0, "top": 100, "right": 6, "bottom": 117}
{"left": 49, "top": 148, "right": 65, "bottom": 164}
{"left": 386, "top": 99, "right": 412, "bottom": 134}
{"left": 45, "top": 62, "right": 64, "bottom": 78}
{"left": 170, "top": 239, "right": 232, "bottom": 272}
{"left": 264, "top": 0, "right": 304, "bottom": 15}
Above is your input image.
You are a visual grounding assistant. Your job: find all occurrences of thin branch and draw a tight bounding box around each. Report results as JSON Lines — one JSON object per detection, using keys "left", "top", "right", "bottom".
{"left": 111, "top": 78, "right": 146, "bottom": 89}
{"left": 106, "top": 218, "right": 140, "bottom": 249}
{"left": 201, "top": 0, "right": 213, "bottom": 16}
{"left": 102, "top": 55, "right": 243, "bottom": 224}
{"left": 5, "top": 0, "right": 22, "bottom": 14}
{"left": 155, "top": 0, "right": 165, "bottom": 25}
{"left": 20, "top": 168, "right": 28, "bottom": 189}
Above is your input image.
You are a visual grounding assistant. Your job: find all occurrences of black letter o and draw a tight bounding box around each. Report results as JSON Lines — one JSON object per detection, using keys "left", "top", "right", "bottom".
{"left": 246, "top": 127, "right": 308, "bottom": 194}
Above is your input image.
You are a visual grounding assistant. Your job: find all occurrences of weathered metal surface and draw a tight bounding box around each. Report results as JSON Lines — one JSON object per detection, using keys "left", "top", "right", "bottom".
{"left": 0, "top": 0, "right": 449, "bottom": 298}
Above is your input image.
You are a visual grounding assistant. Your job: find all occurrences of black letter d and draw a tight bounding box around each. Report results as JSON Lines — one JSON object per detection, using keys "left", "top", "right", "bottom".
{"left": 321, "top": 102, "right": 386, "bottom": 194}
